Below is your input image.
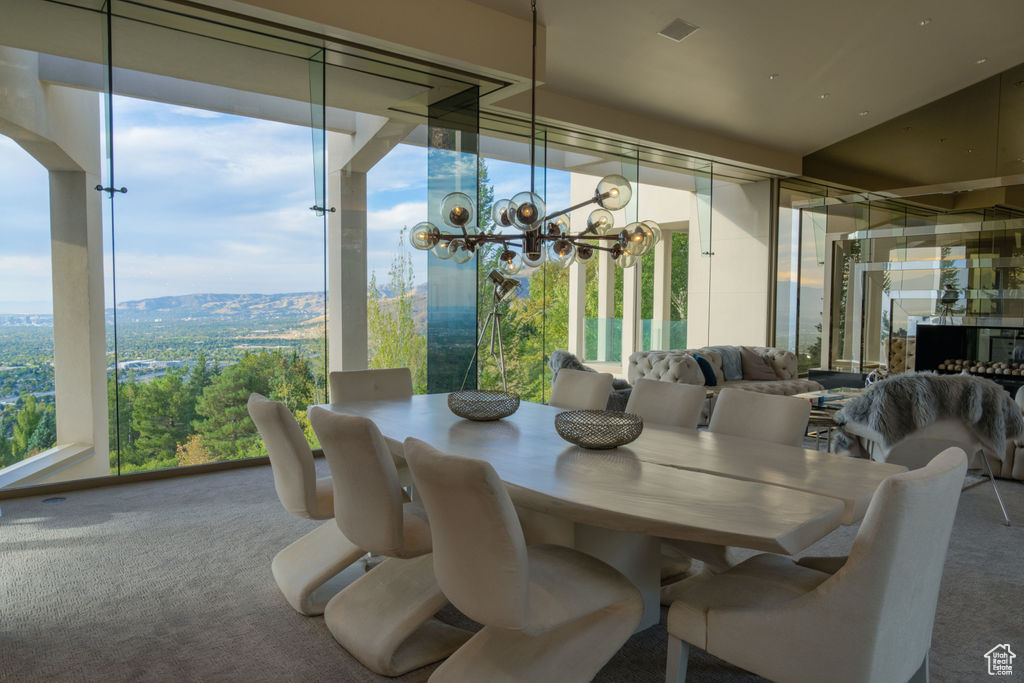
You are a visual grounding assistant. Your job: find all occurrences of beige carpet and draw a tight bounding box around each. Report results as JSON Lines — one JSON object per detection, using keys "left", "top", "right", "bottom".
{"left": 1, "top": 461, "right": 1021, "bottom": 682}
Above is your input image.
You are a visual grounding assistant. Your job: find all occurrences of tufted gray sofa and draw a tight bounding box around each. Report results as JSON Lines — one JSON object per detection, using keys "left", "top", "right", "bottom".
{"left": 628, "top": 346, "right": 823, "bottom": 425}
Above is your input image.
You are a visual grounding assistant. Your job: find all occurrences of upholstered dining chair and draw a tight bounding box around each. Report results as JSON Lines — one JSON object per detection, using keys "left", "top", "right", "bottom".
{"left": 708, "top": 387, "right": 812, "bottom": 447}
{"left": 328, "top": 367, "right": 413, "bottom": 402}
{"left": 665, "top": 448, "right": 967, "bottom": 683}
{"left": 246, "top": 393, "right": 364, "bottom": 616}
{"left": 663, "top": 388, "right": 813, "bottom": 576}
{"left": 328, "top": 367, "right": 413, "bottom": 482}
{"left": 625, "top": 378, "right": 705, "bottom": 429}
{"left": 308, "top": 407, "right": 469, "bottom": 677}
{"left": 403, "top": 436, "right": 644, "bottom": 683}
{"left": 548, "top": 368, "right": 614, "bottom": 411}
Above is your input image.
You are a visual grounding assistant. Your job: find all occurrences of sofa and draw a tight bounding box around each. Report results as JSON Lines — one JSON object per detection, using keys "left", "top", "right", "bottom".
{"left": 628, "top": 346, "right": 823, "bottom": 425}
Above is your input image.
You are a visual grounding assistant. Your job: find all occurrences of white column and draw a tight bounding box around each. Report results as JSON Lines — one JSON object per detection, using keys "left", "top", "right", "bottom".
{"left": 49, "top": 169, "right": 108, "bottom": 478}
{"left": 327, "top": 168, "right": 368, "bottom": 377}
{"left": 622, "top": 261, "right": 639, "bottom": 375}
{"left": 652, "top": 235, "right": 672, "bottom": 349}
{"left": 597, "top": 249, "right": 614, "bottom": 361}
{"left": 567, "top": 260, "right": 586, "bottom": 357}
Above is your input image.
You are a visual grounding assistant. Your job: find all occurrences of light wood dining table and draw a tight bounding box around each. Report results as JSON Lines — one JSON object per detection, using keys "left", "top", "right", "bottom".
{"left": 316, "top": 394, "right": 905, "bottom": 629}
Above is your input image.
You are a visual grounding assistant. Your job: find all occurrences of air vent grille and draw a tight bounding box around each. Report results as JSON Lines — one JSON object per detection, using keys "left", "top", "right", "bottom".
{"left": 658, "top": 18, "right": 699, "bottom": 42}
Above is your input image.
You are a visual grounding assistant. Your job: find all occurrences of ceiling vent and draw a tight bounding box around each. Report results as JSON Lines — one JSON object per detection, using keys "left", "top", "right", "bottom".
{"left": 658, "top": 18, "right": 699, "bottom": 42}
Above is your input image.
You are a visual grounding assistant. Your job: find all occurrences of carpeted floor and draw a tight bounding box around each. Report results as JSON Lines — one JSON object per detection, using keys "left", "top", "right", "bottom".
{"left": 1, "top": 461, "right": 1021, "bottom": 682}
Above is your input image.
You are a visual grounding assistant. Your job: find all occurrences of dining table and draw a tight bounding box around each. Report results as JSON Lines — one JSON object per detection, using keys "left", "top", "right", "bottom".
{"left": 315, "top": 393, "right": 905, "bottom": 630}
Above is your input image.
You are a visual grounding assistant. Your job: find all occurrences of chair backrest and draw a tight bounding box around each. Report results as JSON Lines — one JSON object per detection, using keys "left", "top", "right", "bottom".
{"left": 247, "top": 393, "right": 321, "bottom": 519}
{"left": 549, "top": 368, "right": 613, "bottom": 411}
{"left": 625, "top": 378, "right": 705, "bottom": 429}
{"left": 308, "top": 407, "right": 407, "bottom": 555}
{"left": 708, "top": 387, "right": 811, "bottom": 447}
{"left": 403, "top": 437, "right": 530, "bottom": 631}
{"left": 819, "top": 448, "right": 967, "bottom": 681}
{"left": 329, "top": 368, "right": 413, "bottom": 403}
{"left": 883, "top": 418, "right": 984, "bottom": 469}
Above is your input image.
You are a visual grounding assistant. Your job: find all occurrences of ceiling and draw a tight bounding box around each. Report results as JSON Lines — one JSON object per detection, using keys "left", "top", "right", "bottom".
{"left": 468, "top": 0, "right": 1024, "bottom": 157}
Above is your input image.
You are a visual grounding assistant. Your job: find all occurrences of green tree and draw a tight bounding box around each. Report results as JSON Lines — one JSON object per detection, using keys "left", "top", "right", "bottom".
{"left": 194, "top": 351, "right": 316, "bottom": 460}
{"left": 367, "top": 229, "right": 427, "bottom": 393}
{"left": 131, "top": 368, "right": 193, "bottom": 464}
{"left": 0, "top": 428, "right": 13, "bottom": 468}
{"left": 107, "top": 373, "right": 140, "bottom": 471}
{"left": 26, "top": 409, "right": 56, "bottom": 454}
{"left": 11, "top": 394, "right": 42, "bottom": 459}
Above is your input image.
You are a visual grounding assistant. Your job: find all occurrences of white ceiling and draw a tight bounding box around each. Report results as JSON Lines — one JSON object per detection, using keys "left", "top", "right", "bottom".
{"left": 469, "top": 0, "right": 1024, "bottom": 156}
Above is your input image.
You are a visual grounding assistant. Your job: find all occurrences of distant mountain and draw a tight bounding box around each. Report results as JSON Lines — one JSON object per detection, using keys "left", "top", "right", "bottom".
{"left": 110, "top": 292, "right": 326, "bottom": 322}
{"left": 107, "top": 288, "right": 430, "bottom": 332}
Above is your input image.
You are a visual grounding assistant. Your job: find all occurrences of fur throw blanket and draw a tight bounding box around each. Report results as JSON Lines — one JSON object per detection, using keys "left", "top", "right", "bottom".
{"left": 834, "top": 372, "right": 1024, "bottom": 456}
{"left": 548, "top": 350, "right": 631, "bottom": 411}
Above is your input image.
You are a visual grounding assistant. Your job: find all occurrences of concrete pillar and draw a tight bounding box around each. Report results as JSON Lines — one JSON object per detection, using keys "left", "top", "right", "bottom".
{"left": 622, "top": 261, "right": 639, "bottom": 374}
{"left": 651, "top": 234, "right": 672, "bottom": 349}
{"left": 49, "top": 169, "right": 108, "bottom": 477}
{"left": 567, "top": 260, "right": 586, "bottom": 357}
{"left": 596, "top": 249, "right": 614, "bottom": 361}
{"left": 327, "top": 168, "right": 368, "bottom": 377}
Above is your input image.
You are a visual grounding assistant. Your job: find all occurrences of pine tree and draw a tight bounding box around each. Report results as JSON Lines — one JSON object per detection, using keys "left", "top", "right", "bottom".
{"left": 131, "top": 368, "right": 193, "bottom": 464}
{"left": 11, "top": 394, "right": 41, "bottom": 459}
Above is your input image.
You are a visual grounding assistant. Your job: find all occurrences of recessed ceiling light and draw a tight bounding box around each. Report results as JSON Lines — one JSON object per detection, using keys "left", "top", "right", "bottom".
{"left": 859, "top": 110, "right": 870, "bottom": 117}
{"left": 939, "top": 138, "right": 947, "bottom": 143}
{"left": 819, "top": 93, "right": 830, "bottom": 100}
{"left": 1014, "top": 80, "right": 1024, "bottom": 87}
{"left": 919, "top": 18, "right": 932, "bottom": 26}
{"left": 966, "top": 147, "right": 974, "bottom": 153}
{"left": 902, "top": 126, "right": 912, "bottom": 133}
{"left": 769, "top": 73, "right": 780, "bottom": 80}
{"left": 976, "top": 57, "right": 988, "bottom": 65}
{"left": 658, "top": 18, "right": 700, "bottom": 42}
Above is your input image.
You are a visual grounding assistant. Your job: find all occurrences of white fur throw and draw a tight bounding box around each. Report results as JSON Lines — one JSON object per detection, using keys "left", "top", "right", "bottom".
{"left": 834, "top": 372, "right": 1024, "bottom": 456}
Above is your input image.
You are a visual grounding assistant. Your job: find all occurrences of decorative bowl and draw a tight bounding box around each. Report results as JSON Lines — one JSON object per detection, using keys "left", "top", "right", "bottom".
{"left": 448, "top": 390, "right": 520, "bottom": 421}
{"left": 554, "top": 410, "right": 644, "bottom": 449}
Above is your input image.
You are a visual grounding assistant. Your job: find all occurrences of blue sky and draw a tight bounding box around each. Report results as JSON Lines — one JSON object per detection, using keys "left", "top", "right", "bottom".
{"left": 0, "top": 95, "right": 570, "bottom": 313}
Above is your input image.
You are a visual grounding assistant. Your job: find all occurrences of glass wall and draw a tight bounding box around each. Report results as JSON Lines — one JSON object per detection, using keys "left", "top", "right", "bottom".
{"left": 775, "top": 177, "right": 1024, "bottom": 375}
{"left": 0, "top": 0, "right": 479, "bottom": 488}
{"left": 0, "top": 135, "right": 55, "bottom": 470}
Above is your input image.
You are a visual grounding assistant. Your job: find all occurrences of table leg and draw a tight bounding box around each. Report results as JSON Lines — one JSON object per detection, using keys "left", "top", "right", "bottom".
{"left": 574, "top": 523, "right": 661, "bottom": 631}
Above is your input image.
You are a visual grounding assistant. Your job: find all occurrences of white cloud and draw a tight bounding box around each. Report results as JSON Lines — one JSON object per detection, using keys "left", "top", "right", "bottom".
{"left": 367, "top": 201, "right": 427, "bottom": 234}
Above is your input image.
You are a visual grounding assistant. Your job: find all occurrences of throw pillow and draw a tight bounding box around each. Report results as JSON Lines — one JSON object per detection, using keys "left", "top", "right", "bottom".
{"left": 739, "top": 346, "right": 777, "bottom": 381}
{"left": 692, "top": 354, "right": 717, "bottom": 386}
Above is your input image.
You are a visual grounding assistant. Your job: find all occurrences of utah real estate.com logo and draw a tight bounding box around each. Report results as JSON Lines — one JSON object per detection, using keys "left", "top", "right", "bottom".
{"left": 985, "top": 644, "right": 1016, "bottom": 676}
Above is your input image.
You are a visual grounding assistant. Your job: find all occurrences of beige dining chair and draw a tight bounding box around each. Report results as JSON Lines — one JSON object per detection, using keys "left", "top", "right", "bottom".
{"left": 328, "top": 367, "right": 413, "bottom": 483}
{"left": 246, "top": 393, "right": 364, "bottom": 616}
{"left": 664, "top": 388, "right": 813, "bottom": 575}
{"left": 308, "top": 407, "right": 469, "bottom": 677}
{"left": 403, "top": 436, "right": 644, "bottom": 683}
{"left": 625, "top": 378, "right": 705, "bottom": 429}
{"left": 549, "top": 368, "right": 614, "bottom": 411}
{"left": 329, "top": 367, "right": 413, "bottom": 402}
{"left": 708, "top": 387, "right": 812, "bottom": 447}
{"left": 665, "top": 448, "right": 967, "bottom": 683}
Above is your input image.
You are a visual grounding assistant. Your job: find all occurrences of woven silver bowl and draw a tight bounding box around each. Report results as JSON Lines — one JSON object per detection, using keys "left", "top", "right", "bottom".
{"left": 448, "top": 390, "right": 520, "bottom": 421}
{"left": 555, "top": 410, "right": 643, "bottom": 449}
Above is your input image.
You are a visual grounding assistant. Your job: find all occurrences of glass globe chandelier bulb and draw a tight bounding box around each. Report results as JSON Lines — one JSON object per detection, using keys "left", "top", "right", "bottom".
{"left": 641, "top": 219, "right": 663, "bottom": 246}
{"left": 610, "top": 243, "right": 624, "bottom": 260}
{"left": 492, "top": 199, "right": 515, "bottom": 228}
{"left": 440, "top": 192, "right": 475, "bottom": 229}
{"left": 510, "top": 191, "right": 546, "bottom": 231}
{"left": 448, "top": 238, "right": 474, "bottom": 264}
{"left": 616, "top": 252, "right": 638, "bottom": 269}
{"left": 576, "top": 245, "right": 594, "bottom": 261}
{"left": 623, "top": 222, "right": 647, "bottom": 256}
{"left": 522, "top": 248, "right": 546, "bottom": 268}
{"left": 547, "top": 213, "right": 571, "bottom": 237}
{"left": 549, "top": 239, "right": 577, "bottom": 268}
{"left": 498, "top": 249, "right": 524, "bottom": 275}
{"left": 410, "top": 222, "right": 440, "bottom": 250}
{"left": 595, "top": 174, "right": 632, "bottom": 211}
{"left": 587, "top": 208, "right": 614, "bottom": 233}
{"left": 433, "top": 238, "right": 453, "bottom": 260}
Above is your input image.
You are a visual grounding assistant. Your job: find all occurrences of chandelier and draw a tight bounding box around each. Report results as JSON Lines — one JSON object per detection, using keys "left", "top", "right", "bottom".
{"left": 408, "top": 0, "right": 661, "bottom": 276}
